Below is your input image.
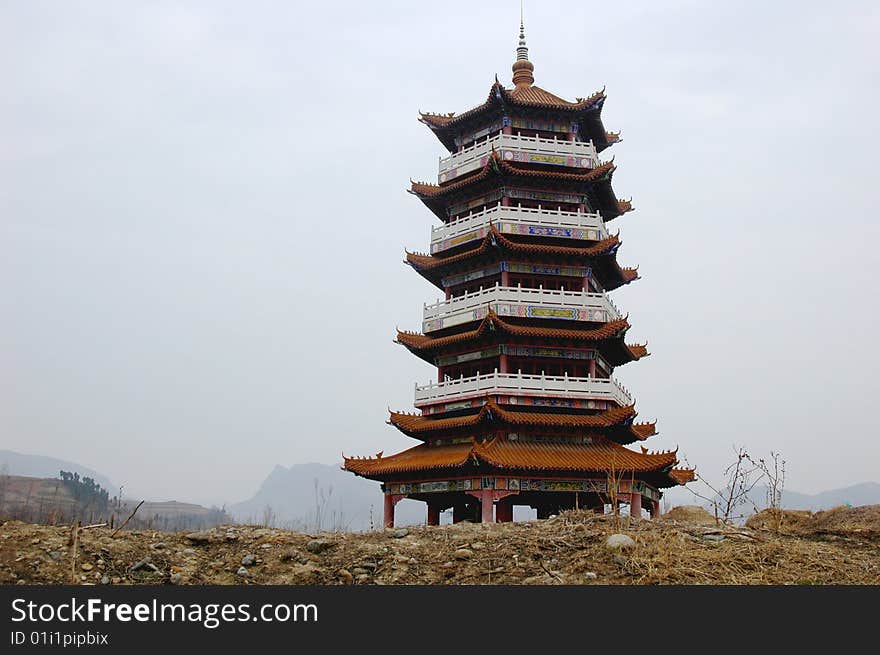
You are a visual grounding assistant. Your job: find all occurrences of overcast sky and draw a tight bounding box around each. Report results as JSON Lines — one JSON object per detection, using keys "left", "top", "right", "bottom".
{"left": 2, "top": 0, "right": 878, "bottom": 505}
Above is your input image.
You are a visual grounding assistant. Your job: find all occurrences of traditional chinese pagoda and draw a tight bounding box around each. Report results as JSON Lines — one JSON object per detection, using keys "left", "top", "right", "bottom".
{"left": 344, "top": 19, "right": 693, "bottom": 527}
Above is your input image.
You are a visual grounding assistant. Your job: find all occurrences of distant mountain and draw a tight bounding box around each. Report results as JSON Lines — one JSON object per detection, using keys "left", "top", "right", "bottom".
{"left": 0, "top": 450, "right": 116, "bottom": 495}
{"left": 663, "top": 482, "right": 880, "bottom": 514}
{"left": 229, "top": 462, "right": 429, "bottom": 531}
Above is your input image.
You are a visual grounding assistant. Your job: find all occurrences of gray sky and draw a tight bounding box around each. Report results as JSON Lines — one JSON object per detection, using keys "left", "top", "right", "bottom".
{"left": 2, "top": 0, "right": 878, "bottom": 505}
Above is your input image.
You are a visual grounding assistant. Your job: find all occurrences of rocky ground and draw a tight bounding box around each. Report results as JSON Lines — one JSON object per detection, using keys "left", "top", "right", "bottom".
{"left": 1, "top": 506, "right": 878, "bottom": 585}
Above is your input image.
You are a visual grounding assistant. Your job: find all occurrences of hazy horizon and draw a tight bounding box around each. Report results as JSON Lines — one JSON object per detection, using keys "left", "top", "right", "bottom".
{"left": 4, "top": 0, "right": 879, "bottom": 506}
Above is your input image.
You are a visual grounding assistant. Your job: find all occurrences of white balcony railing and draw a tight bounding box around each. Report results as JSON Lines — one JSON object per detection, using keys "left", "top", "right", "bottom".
{"left": 422, "top": 284, "right": 622, "bottom": 333}
{"left": 438, "top": 132, "right": 599, "bottom": 183}
{"left": 414, "top": 371, "right": 633, "bottom": 408}
{"left": 430, "top": 203, "right": 608, "bottom": 254}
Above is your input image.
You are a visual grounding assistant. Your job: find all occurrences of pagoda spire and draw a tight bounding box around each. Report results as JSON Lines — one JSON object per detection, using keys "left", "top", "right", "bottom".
{"left": 512, "top": 4, "right": 535, "bottom": 87}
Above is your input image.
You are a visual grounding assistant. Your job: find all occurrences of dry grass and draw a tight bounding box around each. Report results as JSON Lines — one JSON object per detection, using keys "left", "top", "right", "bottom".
{"left": 2, "top": 507, "right": 878, "bottom": 586}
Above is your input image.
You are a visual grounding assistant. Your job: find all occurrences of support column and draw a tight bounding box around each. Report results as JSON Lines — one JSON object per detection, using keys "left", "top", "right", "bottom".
{"left": 501, "top": 195, "right": 510, "bottom": 207}
{"left": 630, "top": 493, "right": 643, "bottom": 519}
{"left": 384, "top": 494, "right": 395, "bottom": 528}
{"left": 588, "top": 358, "right": 596, "bottom": 378}
{"left": 499, "top": 353, "right": 509, "bottom": 374}
{"left": 650, "top": 500, "right": 660, "bottom": 519}
{"left": 481, "top": 489, "right": 494, "bottom": 524}
{"left": 427, "top": 504, "right": 441, "bottom": 526}
{"left": 501, "top": 270, "right": 510, "bottom": 286}
{"left": 496, "top": 498, "right": 514, "bottom": 523}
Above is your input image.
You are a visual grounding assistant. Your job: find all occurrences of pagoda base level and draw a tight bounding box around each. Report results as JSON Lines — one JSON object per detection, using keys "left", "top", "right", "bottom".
{"left": 382, "top": 490, "right": 660, "bottom": 528}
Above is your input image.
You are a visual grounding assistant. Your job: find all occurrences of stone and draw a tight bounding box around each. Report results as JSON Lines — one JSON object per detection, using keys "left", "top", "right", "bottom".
{"left": 306, "top": 539, "right": 331, "bottom": 554}
{"left": 605, "top": 534, "right": 636, "bottom": 550}
{"left": 169, "top": 573, "right": 183, "bottom": 585}
{"left": 236, "top": 566, "right": 248, "bottom": 577}
{"left": 110, "top": 576, "right": 122, "bottom": 584}
{"left": 80, "top": 562, "right": 94, "bottom": 572}
{"left": 584, "top": 572, "right": 598, "bottom": 580}
{"left": 185, "top": 531, "right": 213, "bottom": 544}
{"left": 612, "top": 555, "right": 628, "bottom": 566}
{"left": 337, "top": 569, "right": 354, "bottom": 584}
{"left": 182, "top": 548, "right": 196, "bottom": 556}
{"left": 259, "top": 543, "right": 273, "bottom": 550}
{"left": 702, "top": 534, "right": 726, "bottom": 542}
{"left": 150, "top": 542, "right": 167, "bottom": 550}
{"left": 392, "top": 528, "right": 409, "bottom": 539}
{"left": 454, "top": 549, "right": 473, "bottom": 560}
{"left": 356, "top": 574, "right": 370, "bottom": 582}
{"left": 130, "top": 557, "right": 159, "bottom": 573}
{"left": 470, "top": 541, "right": 486, "bottom": 550}
{"left": 100, "top": 575, "right": 110, "bottom": 585}
{"left": 241, "top": 553, "right": 257, "bottom": 567}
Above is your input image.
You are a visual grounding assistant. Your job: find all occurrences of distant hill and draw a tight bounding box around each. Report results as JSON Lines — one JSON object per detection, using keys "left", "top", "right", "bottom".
{"left": 229, "top": 463, "right": 433, "bottom": 531}
{"left": 0, "top": 450, "right": 116, "bottom": 494}
{"left": 662, "top": 482, "right": 880, "bottom": 515}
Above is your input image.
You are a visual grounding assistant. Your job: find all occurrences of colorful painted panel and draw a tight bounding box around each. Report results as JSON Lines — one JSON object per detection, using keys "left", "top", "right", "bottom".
{"left": 430, "top": 226, "right": 491, "bottom": 254}
{"left": 501, "top": 345, "right": 594, "bottom": 360}
{"left": 509, "top": 117, "right": 576, "bottom": 134}
{"left": 498, "top": 222, "right": 602, "bottom": 241}
{"left": 504, "top": 262, "right": 590, "bottom": 278}
{"left": 436, "top": 346, "right": 502, "bottom": 367}
{"left": 508, "top": 188, "right": 586, "bottom": 205}
{"left": 500, "top": 149, "right": 591, "bottom": 169}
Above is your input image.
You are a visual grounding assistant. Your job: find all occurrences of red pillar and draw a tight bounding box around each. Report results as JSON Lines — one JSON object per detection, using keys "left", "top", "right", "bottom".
{"left": 445, "top": 288, "right": 452, "bottom": 300}
{"left": 496, "top": 498, "right": 514, "bottom": 523}
{"left": 588, "top": 358, "right": 597, "bottom": 378}
{"left": 481, "top": 489, "right": 494, "bottom": 523}
{"left": 427, "top": 504, "right": 440, "bottom": 526}
{"left": 501, "top": 195, "right": 510, "bottom": 207}
{"left": 630, "top": 493, "right": 642, "bottom": 519}
{"left": 501, "top": 270, "right": 510, "bottom": 286}
{"left": 384, "top": 494, "right": 395, "bottom": 528}
{"left": 502, "top": 125, "right": 512, "bottom": 135}
{"left": 499, "top": 354, "right": 509, "bottom": 374}
{"left": 651, "top": 500, "right": 660, "bottom": 519}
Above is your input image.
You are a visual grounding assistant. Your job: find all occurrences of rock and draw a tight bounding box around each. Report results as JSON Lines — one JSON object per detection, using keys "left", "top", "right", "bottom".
{"left": 130, "top": 557, "right": 159, "bottom": 573}
{"left": 355, "top": 574, "right": 370, "bottom": 582}
{"left": 259, "top": 543, "right": 273, "bottom": 550}
{"left": 236, "top": 567, "right": 248, "bottom": 578}
{"left": 470, "top": 541, "right": 486, "bottom": 550}
{"left": 169, "top": 573, "right": 183, "bottom": 585}
{"left": 185, "top": 531, "right": 214, "bottom": 544}
{"left": 241, "top": 553, "right": 257, "bottom": 567}
{"left": 351, "top": 567, "right": 369, "bottom": 575}
{"left": 48, "top": 551, "right": 63, "bottom": 561}
{"left": 289, "top": 563, "right": 325, "bottom": 583}
{"left": 663, "top": 506, "right": 718, "bottom": 526}
{"left": 110, "top": 576, "right": 122, "bottom": 584}
{"left": 80, "top": 563, "right": 94, "bottom": 572}
{"left": 612, "top": 555, "right": 628, "bottom": 566}
{"left": 280, "top": 549, "right": 308, "bottom": 564}
{"left": 182, "top": 548, "right": 196, "bottom": 556}
{"left": 100, "top": 576, "right": 110, "bottom": 585}
{"left": 359, "top": 561, "right": 377, "bottom": 571}
{"left": 150, "top": 542, "right": 167, "bottom": 550}
{"left": 702, "top": 534, "right": 726, "bottom": 542}
{"left": 306, "top": 539, "right": 331, "bottom": 554}
{"left": 605, "top": 534, "right": 636, "bottom": 550}
{"left": 584, "top": 571, "right": 598, "bottom": 580}
{"left": 392, "top": 528, "right": 409, "bottom": 539}
{"left": 408, "top": 557, "right": 418, "bottom": 565}
{"left": 337, "top": 569, "right": 354, "bottom": 584}
{"left": 454, "top": 549, "right": 473, "bottom": 560}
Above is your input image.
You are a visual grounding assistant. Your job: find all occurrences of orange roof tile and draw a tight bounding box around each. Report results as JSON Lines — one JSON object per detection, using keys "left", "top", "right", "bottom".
{"left": 411, "top": 159, "right": 615, "bottom": 198}
{"left": 626, "top": 343, "right": 649, "bottom": 360}
{"left": 670, "top": 468, "right": 696, "bottom": 485}
{"left": 405, "top": 226, "right": 620, "bottom": 272}
{"left": 418, "top": 83, "right": 606, "bottom": 130}
{"left": 343, "top": 436, "right": 678, "bottom": 476}
{"left": 388, "top": 399, "right": 637, "bottom": 435}
{"left": 395, "top": 313, "right": 631, "bottom": 351}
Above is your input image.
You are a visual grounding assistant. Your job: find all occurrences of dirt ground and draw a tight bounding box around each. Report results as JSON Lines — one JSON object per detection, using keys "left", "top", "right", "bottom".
{"left": 1, "top": 506, "right": 878, "bottom": 585}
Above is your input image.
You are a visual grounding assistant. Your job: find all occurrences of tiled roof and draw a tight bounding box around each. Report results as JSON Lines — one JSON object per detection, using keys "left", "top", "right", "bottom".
{"left": 405, "top": 226, "right": 620, "bottom": 271}
{"left": 626, "top": 343, "right": 649, "bottom": 360}
{"left": 670, "top": 468, "right": 696, "bottom": 485}
{"left": 388, "top": 399, "right": 638, "bottom": 435}
{"left": 396, "top": 313, "right": 631, "bottom": 351}
{"left": 418, "top": 82, "right": 606, "bottom": 130}
{"left": 411, "top": 159, "right": 615, "bottom": 198}
{"left": 343, "top": 436, "right": 678, "bottom": 476}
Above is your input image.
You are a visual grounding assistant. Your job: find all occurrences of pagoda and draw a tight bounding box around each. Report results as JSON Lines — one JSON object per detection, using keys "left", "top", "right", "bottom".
{"left": 344, "top": 19, "right": 694, "bottom": 527}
